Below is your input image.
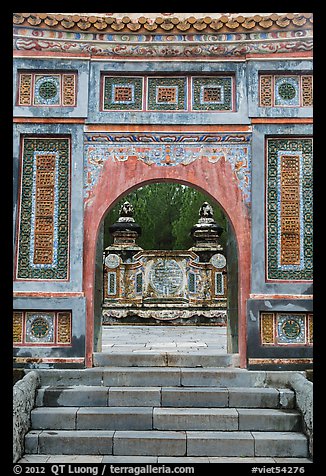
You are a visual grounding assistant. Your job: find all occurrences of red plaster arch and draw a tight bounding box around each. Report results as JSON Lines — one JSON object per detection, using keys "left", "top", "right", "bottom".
{"left": 83, "top": 155, "right": 251, "bottom": 368}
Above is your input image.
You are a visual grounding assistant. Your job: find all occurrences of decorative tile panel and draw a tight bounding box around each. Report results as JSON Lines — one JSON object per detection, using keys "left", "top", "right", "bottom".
{"left": 103, "top": 76, "right": 143, "bottom": 110}
{"left": 259, "top": 75, "right": 273, "bottom": 107}
{"left": 13, "top": 311, "right": 24, "bottom": 344}
{"left": 16, "top": 137, "right": 70, "bottom": 280}
{"left": 57, "top": 312, "right": 72, "bottom": 344}
{"left": 308, "top": 313, "right": 313, "bottom": 344}
{"left": 260, "top": 312, "right": 312, "bottom": 346}
{"left": 260, "top": 313, "right": 275, "bottom": 345}
{"left": 18, "top": 73, "right": 32, "bottom": 106}
{"left": 17, "top": 71, "right": 77, "bottom": 107}
{"left": 147, "top": 77, "right": 187, "bottom": 110}
{"left": 215, "top": 272, "right": 224, "bottom": 295}
{"left": 25, "top": 312, "right": 54, "bottom": 343}
{"left": 192, "top": 77, "right": 233, "bottom": 111}
{"left": 266, "top": 137, "right": 313, "bottom": 281}
{"left": 277, "top": 313, "right": 306, "bottom": 344}
{"left": 259, "top": 74, "right": 312, "bottom": 107}
{"left": 13, "top": 311, "right": 72, "bottom": 347}
{"left": 301, "top": 75, "right": 313, "bottom": 107}
{"left": 274, "top": 76, "right": 300, "bottom": 107}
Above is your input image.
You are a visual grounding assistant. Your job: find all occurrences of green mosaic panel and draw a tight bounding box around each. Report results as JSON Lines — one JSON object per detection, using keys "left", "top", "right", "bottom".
{"left": 16, "top": 137, "right": 70, "bottom": 280}
{"left": 103, "top": 76, "right": 143, "bottom": 110}
{"left": 266, "top": 137, "right": 313, "bottom": 280}
{"left": 192, "top": 77, "right": 233, "bottom": 111}
{"left": 147, "top": 77, "right": 187, "bottom": 111}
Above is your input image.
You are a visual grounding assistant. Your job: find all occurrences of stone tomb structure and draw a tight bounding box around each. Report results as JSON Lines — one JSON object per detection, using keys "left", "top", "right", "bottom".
{"left": 102, "top": 201, "right": 227, "bottom": 325}
{"left": 13, "top": 13, "right": 313, "bottom": 370}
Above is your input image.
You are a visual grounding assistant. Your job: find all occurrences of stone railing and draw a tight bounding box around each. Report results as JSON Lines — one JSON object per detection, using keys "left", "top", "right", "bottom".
{"left": 13, "top": 371, "right": 40, "bottom": 463}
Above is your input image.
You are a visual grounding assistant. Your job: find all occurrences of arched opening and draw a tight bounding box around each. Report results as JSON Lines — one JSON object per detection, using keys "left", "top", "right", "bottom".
{"left": 83, "top": 153, "right": 251, "bottom": 368}
{"left": 93, "top": 182, "right": 238, "bottom": 355}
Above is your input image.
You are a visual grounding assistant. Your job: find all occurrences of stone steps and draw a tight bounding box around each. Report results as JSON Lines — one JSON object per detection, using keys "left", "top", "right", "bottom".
{"left": 93, "top": 352, "right": 235, "bottom": 367}
{"left": 30, "top": 367, "right": 277, "bottom": 387}
{"left": 23, "top": 365, "right": 309, "bottom": 459}
{"left": 30, "top": 406, "right": 302, "bottom": 432}
{"left": 36, "top": 385, "right": 295, "bottom": 408}
{"left": 25, "top": 430, "right": 308, "bottom": 457}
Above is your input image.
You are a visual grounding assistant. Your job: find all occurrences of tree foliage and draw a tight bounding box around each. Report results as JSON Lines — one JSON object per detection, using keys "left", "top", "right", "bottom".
{"left": 103, "top": 183, "right": 227, "bottom": 250}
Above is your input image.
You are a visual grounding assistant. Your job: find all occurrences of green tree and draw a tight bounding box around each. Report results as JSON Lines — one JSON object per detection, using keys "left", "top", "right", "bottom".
{"left": 104, "top": 183, "right": 227, "bottom": 250}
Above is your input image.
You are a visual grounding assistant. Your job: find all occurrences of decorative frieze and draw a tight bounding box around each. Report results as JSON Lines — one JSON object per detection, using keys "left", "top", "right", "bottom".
{"left": 16, "top": 137, "right": 70, "bottom": 280}
{"left": 84, "top": 132, "right": 251, "bottom": 205}
{"left": 13, "top": 311, "right": 72, "bottom": 346}
{"left": 260, "top": 312, "right": 312, "bottom": 346}
{"left": 259, "top": 73, "right": 312, "bottom": 108}
{"left": 17, "top": 71, "right": 77, "bottom": 107}
{"left": 266, "top": 137, "right": 313, "bottom": 281}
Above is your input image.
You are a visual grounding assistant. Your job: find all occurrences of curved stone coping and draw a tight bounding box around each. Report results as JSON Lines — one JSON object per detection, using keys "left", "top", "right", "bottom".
{"left": 13, "top": 371, "right": 41, "bottom": 463}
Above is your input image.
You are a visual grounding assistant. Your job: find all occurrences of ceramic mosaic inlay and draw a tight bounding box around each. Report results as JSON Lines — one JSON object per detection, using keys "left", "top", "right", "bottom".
{"left": 192, "top": 76, "right": 233, "bottom": 111}
{"left": 261, "top": 313, "right": 275, "bottom": 344}
{"left": 266, "top": 137, "right": 313, "bottom": 281}
{"left": 84, "top": 132, "right": 251, "bottom": 205}
{"left": 103, "top": 76, "right": 143, "bottom": 110}
{"left": 17, "top": 72, "right": 77, "bottom": 107}
{"left": 259, "top": 74, "right": 312, "bottom": 108}
{"left": 13, "top": 311, "right": 72, "bottom": 346}
{"left": 16, "top": 137, "right": 70, "bottom": 280}
{"left": 13, "top": 311, "right": 24, "bottom": 344}
{"left": 147, "top": 77, "right": 186, "bottom": 111}
{"left": 260, "top": 312, "right": 312, "bottom": 346}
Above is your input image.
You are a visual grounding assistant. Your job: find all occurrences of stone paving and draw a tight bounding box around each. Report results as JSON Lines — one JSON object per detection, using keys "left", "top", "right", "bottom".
{"left": 101, "top": 325, "right": 227, "bottom": 354}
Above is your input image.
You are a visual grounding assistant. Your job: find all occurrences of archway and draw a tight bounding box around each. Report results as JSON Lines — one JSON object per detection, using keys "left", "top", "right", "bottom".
{"left": 83, "top": 148, "right": 251, "bottom": 368}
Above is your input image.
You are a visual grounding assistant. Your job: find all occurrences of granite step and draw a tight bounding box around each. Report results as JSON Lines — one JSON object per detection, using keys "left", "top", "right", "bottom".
{"left": 25, "top": 430, "right": 309, "bottom": 457}
{"left": 35, "top": 385, "right": 295, "bottom": 408}
{"left": 30, "top": 406, "right": 302, "bottom": 432}
{"left": 30, "top": 367, "right": 271, "bottom": 387}
{"left": 93, "top": 352, "right": 235, "bottom": 368}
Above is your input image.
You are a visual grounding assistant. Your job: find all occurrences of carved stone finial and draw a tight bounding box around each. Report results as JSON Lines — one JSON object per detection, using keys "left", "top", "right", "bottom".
{"left": 198, "top": 201, "right": 214, "bottom": 222}
{"left": 118, "top": 201, "right": 135, "bottom": 222}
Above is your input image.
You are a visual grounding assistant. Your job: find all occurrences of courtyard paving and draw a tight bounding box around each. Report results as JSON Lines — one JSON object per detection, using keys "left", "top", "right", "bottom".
{"left": 101, "top": 325, "right": 228, "bottom": 354}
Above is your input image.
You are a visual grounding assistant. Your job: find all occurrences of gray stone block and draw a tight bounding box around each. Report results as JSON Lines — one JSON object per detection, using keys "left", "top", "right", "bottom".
{"left": 31, "top": 407, "right": 78, "bottom": 430}
{"left": 24, "top": 430, "right": 42, "bottom": 454}
{"left": 109, "top": 387, "right": 161, "bottom": 406}
{"left": 38, "top": 430, "right": 114, "bottom": 455}
{"left": 161, "top": 387, "right": 228, "bottom": 407}
{"left": 93, "top": 352, "right": 167, "bottom": 367}
{"left": 252, "top": 432, "right": 308, "bottom": 457}
{"left": 228, "top": 387, "right": 279, "bottom": 408}
{"left": 113, "top": 431, "right": 187, "bottom": 456}
{"left": 166, "top": 353, "right": 233, "bottom": 367}
{"left": 181, "top": 368, "right": 266, "bottom": 387}
{"left": 238, "top": 409, "right": 301, "bottom": 431}
{"left": 187, "top": 431, "right": 255, "bottom": 456}
{"left": 153, "top": 408, "right": 238, "bottom": 430}
{"left": 103, "top": 368, "right": 181, "bottom": 387}
{"left": 36, "top": 369, "right": 103, "bottom": 386}
{"left": 36, "top": 386, "right": 109, "bottom": 407}
{"left": 76, "top": 407, "right": 153, "bottom": 430}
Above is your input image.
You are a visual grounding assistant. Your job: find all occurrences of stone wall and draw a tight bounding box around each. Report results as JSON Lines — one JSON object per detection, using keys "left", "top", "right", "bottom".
{"left": 13, "top": 371, "right": 40, "bottom": 463}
